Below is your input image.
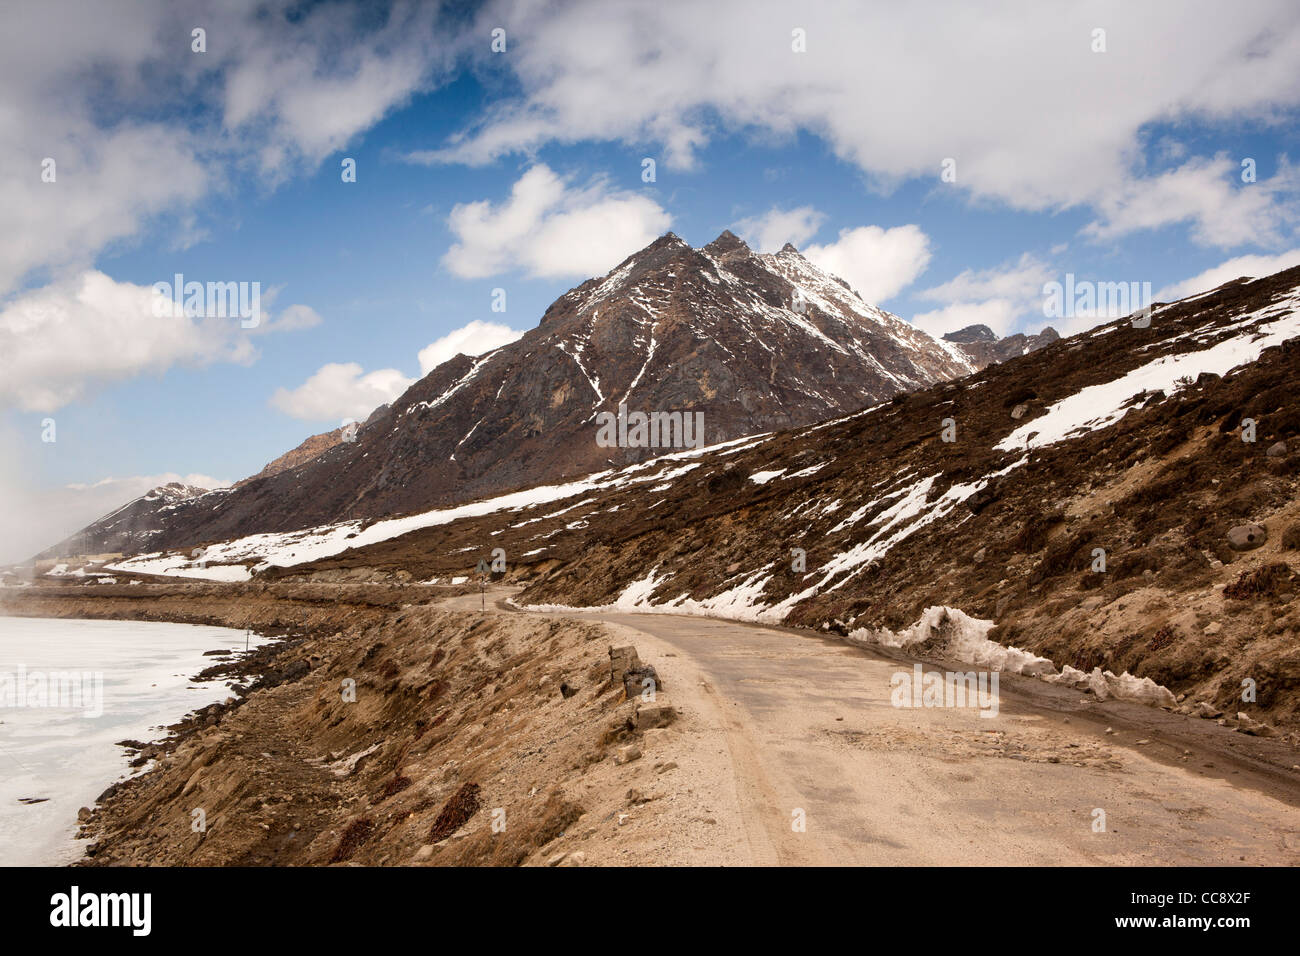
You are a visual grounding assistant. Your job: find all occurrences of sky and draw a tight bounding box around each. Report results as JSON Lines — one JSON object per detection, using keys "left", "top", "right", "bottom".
{"left": 3, "top": 0, "right": 1300, "bottom": 562}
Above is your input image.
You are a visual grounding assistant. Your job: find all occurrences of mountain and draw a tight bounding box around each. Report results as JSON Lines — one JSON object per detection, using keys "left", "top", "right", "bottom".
{"left": 109, "top": 265, "right": 1300, "bottom": 730}
{"left": 48, "top": 230, "right": 978, "bottom": 558}
{"left": 39, "top": 482, "right": 215, "bottom": 559}
{"left": 943, "top": 323, "right": 1061, "bottom": 367}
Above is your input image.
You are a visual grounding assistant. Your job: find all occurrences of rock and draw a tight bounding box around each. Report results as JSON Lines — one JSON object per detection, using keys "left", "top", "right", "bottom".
{"left": 1080, "top": 595, "right": 1105, "bottom": 611}
{"left": 556, "top": 851, "right": 586, "bottom": 867}
{"left": 1203, "top": 621, "right": 1222, "bottom": 635}
{"left": 181, "top": 768, "right": 204, "bottom": 797}
{"left": 656, "top": 761, "right": 679, "bottom": 774}
{"left": 281, "top": 659, "right": 310, "bottom": 682}
{"left": 1195, "top": 701, "right": 1223, "bottom": 719}
{"left": 1227, "top": 523, "right": 1268, "bottom": 551}
{"left": 559, "top": 681, "right": 579, "bottom": 699}
{"left": 608, "top": 645, "right": 641, "bottom": 685}
{"left": 76, "top": 807, "right": 93, "bottom": 823}
{"left": 1010, "top": 403, "right": 1030, "bottom": 420}
{"left": 614, "top": 744, "right": 642, "bottom": 765}
{"left": 634, "top": 704, "right": 676, "bottom": 731}
{"left": 966, "top": 485, "right": 998, "bottom": 515}
{"left": 1236, "top": 712, "right": 1275, "bottom": 737}
{"left": 1267, "top": 441, "right": 1288, "bottom": 458}
{"left": 623, "top": 665, "right": 662, "bottom": 700}
{"left": 414, "top": 844, "right": 435, "bottom": 861}
{"left": 973, "top": 548, "right": 986, "bottom": 563}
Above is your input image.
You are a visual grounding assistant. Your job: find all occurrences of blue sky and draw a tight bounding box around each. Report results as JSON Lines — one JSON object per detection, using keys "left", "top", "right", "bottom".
{"left": 3, "top": 0, "right": 1300, "bottom": 560}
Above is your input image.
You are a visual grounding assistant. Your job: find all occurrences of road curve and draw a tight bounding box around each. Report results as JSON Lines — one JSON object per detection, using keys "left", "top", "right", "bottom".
{"left": 444, "top": 587, "right": 1300, "bottom": 865}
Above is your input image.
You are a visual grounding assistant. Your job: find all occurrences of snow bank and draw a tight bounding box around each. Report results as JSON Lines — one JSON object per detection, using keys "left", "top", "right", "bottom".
{"left": 1049, "top": 665, "right": 1177, "bottom": 708}
{"left": 848, "top": 605, "right": 1178, "bottom": 709}
{"left": 847, "top": 606, "right": 1057, "bottom": 677}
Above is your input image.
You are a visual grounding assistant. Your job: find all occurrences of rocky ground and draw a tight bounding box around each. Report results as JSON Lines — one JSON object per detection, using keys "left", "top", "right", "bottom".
{"left": 4, "top": 580, "right": 1298, "bottom": 866}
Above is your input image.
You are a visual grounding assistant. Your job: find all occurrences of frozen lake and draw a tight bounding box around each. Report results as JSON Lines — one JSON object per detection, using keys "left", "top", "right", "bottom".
{"left": 0, "top": 616, "right": 268, "bottom": 866}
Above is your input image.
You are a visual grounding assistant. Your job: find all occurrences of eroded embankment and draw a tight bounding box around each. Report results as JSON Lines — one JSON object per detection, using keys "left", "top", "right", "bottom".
{"left": 1, "top": 585, "right": 698, "bottom": 866}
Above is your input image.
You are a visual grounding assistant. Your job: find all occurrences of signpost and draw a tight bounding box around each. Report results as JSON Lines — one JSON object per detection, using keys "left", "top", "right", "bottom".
{"left": 476, "top": 558, "right": 490, "bottom": 610}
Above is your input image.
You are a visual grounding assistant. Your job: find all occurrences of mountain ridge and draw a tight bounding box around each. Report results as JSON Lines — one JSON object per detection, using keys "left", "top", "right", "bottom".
{"left": 42, "top": 231, "right": 1051, "bottom": 560}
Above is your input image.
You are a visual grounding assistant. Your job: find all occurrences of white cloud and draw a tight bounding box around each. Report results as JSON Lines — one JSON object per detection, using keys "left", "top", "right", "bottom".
{"left": 802, "top": 225, "right": 932, "bottom": 302}
{"left": 0, "top": 271, "right": 322, "bottom": 413}
{"left": 269, "top": 363, "right": 415, "bottom": 423}
{"left": 418, "top": 320, "right": 525, "bottom": 375}
{"left": 735, "top": 206, "right": 826, "bottom": 253}
{"left": 429, "top": 0, "right": 1300, "bottom": 248}
{"left": 913, "top": 253, "right": 1059, "bottom": 337}
{"left": 271, "top": 320, "right": 528, "bottom": 423}
{"left": 260, "top": 303, "right": 324, "bottom": 333}
{"left": 0, "top": 271, "right": 252, "bottom": 412}
{"left": 442, "top": 165, "right": 672, "bottom": 279}
{"left": 1156, "top": 248, "right": 1300, "bottom": 300}
{"left": 0, "top": 1, "right": 449, "bottom": 298}
{"left": 920, "top": 254, "right": 1056, "bottom": 307}
{"left": 217, "top": 2, "right": 448, "bottom": 179}
{"left": 1083, "top": 156, "right": 1299, "bottom": 248}
{"left": 911, "top": 299, "right": 1022, "bottom": 340}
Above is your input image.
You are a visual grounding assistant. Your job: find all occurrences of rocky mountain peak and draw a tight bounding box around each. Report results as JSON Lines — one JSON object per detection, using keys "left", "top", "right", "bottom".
{"left": 943, "top": 324, "right": 998, "bottom": 344}
{"left": 702, "top": 229, "right": 750, "bottom": 257}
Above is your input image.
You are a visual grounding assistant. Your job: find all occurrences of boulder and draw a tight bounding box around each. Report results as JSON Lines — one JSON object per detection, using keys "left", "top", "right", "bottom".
{"left": 622, "top": 664, "right": 662, "bottom": 700}
{"left": 1227, "top": 523, "right": 1267, "bottom": 551}
{"left": 634, "top": 704, "right": 677, "bottom": 730}
{"left": 1267, "top": 441, "right": 1288, "bottom": 458}
{"left": 608, "top": 645, "right": 641, "bottom": 685}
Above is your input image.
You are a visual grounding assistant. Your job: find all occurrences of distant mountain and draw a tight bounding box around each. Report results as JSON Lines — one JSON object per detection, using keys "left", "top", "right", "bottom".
{"left": 47, "top": 231, "right": 979, "bottom": 558}
{"left": 943, "top": 323, "right": 1060, "bottom": 367}
{"left": 38, "top": 482, "right": 214, "bottom": 559}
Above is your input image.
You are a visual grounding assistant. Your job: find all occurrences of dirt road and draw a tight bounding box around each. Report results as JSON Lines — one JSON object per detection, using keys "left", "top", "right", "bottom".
{"left": 447, "top": 588, "right": 1300, "bottom": 865}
